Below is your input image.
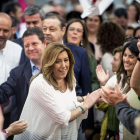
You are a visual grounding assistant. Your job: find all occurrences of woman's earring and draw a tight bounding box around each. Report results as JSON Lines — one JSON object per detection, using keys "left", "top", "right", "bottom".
{"left": 80, "top": 40, "right": 83, "bottom": 46}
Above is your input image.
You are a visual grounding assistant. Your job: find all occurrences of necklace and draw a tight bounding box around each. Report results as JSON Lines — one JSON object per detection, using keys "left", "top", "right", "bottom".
{"left": 61, "top": 90, "right": 65, "bottom": 93}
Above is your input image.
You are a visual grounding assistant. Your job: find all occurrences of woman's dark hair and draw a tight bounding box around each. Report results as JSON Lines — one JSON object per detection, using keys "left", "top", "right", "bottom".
{"left": 84, "top": 15, "right": 103, "bottom": 24}
{"left": 117, "top": 40, "right": 139, "bottom": 94}
{"left": 64, "top": 18, "right": 93, "bottom": 57}
{"left": 127, "top": 4, "right": 139, "bottom": 22}
{"left": 97, "top": 21, "right": 125, "bottom": 54}
{"left": 134, "top": 26, "right": 140, "bottom": 37}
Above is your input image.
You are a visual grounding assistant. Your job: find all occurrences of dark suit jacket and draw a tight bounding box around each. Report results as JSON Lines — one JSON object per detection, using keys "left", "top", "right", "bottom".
{"left": 0, "top": 61, "right": 32, "bottom": 121}
{"left": 115, "top": 101, "right": 140, "bottom": 134}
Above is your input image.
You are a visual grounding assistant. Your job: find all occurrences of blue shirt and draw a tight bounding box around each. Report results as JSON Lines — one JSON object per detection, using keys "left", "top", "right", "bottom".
{"left": 30, "top": 60, "right": 40, "bottom": 76}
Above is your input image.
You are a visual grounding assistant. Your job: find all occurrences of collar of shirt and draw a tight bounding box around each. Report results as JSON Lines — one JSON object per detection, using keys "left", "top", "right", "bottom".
{"left": 0, "top": 43, "right": 7, "bottom": 56}
{"left": 30, "top": 60, "right": 40, "bottom": 76}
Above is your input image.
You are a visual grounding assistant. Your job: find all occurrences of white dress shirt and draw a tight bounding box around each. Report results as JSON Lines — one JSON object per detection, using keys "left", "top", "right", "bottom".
{"left": 0, "top": 40, "right": 22, "bottom": 113}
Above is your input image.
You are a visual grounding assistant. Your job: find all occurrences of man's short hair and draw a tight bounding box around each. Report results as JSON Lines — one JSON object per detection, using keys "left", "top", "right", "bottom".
{"left": 24, "top": 5, "right": 45, "bottom": 20}
{"left": 114, "top": 8, "right": 127, "bottom": 19}
{"left": 4, "top": 2, "right": 21, "bottom": 14}
{"left": 45, "top": 12, "right": 65, "bottom": 29}
{"left": 22, "top": 27, "right": 45, "bottom": 43}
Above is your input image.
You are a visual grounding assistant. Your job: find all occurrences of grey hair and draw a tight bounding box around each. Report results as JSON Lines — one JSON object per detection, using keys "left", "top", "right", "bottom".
{"left": 24, "top": 5, "right": 45, "bottom": 20}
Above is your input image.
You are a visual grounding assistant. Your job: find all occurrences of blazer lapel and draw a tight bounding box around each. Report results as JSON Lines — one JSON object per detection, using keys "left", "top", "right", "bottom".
{"left": 24, "top": 61, "right": 32, "bottom": 86}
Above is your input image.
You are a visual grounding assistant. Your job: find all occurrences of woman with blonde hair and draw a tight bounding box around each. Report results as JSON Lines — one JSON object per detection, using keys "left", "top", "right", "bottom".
{"left": 14, "top": 42, "right": 101, "bottom": 140}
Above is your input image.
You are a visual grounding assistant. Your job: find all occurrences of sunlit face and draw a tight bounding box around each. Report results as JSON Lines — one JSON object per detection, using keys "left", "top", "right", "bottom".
{"left": 53, "top": 51, "right": 69, "bottom": 81}
{"left": 23, "top": 35, "right": 46, "bottom": 62}
{"left": 67, "top": 22, "right": 83, "bottom": 46}
{"left": 0, "top": 17, "right": 11, "bottom": 49}
{"left": 127, "top": 5, "right": 137, "bottom": 20}
{"left": 125, "top": 29, "right": 134, "bottom": 37}
{"left": 86, "top": 16, "right": 101, "bottom": 33}
{"left": 123, "top": 48, "right": 137, "bottom": 76}
{"left": 24, "top": 13, "right": 43, "bottom": 29}
{"left": 111, "top": 52, "right": 121, "bottom": 72}
{"left": 42, "top": 18, "right": 65, "bottom": 44}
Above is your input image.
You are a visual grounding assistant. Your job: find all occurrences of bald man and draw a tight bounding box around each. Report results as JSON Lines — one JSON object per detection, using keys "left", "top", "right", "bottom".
{"left": 0, "top": 13, "right": 22, "bottom": 130}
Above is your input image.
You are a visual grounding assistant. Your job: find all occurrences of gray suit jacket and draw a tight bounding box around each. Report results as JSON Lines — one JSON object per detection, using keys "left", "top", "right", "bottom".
{"left": 115, "top": 101, "right": 140, "bottom": 134}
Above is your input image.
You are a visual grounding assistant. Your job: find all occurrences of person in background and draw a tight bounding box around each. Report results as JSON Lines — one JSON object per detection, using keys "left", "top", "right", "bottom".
{"left": 85, "top": 15, "right": 103, "bottom": 63}
{"left": 65, "top": 11, "right": 82, "bottom": 23}
{"left": 111, "top": 46, "right": 123, "bottom": 73}
{"left": 9, "top": 16, "right": 17, "bottom": 41}
{"left": 133, "top": 26, "right": 140, "bottom": 37}
{"left": 114, "top": 8, "right": 128, "bottom": 30}
{"left": 55, "top": 4, "right": 65, "bottom": 18}
{"left": 13, "top": 5, "right": 45, "bottom": 64}
{"left": 125, "top": 26, "right": 134, "bottom": 37}
{"left": 127, "top": 4, "right": 139, "bottom": 28}
{"left": 64, "top": 18, "right": 99, "bottom": 92}
{"left": 97, "top": 21, "right": 125, "bottom": 78}
{"left": 14, "top": 42, "right": 101, "bottom": 140}
{"left": 4, "top": 2, "right": 23, "bottom": 38}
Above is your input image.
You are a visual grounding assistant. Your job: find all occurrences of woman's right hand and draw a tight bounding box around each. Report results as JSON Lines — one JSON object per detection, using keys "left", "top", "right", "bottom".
{"left": 96, "top": 65, "right": 109, "bottom": 86}
{"left": 6, "top": 120, "right": 28, "bottom": 136}
{"left": 81, "top": 89, "right": 101, "bottom": 110}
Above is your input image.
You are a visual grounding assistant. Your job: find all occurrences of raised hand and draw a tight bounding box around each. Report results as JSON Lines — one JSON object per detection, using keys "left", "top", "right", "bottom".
{"left": 101, "top": 84, "right": 128, "bottom": 107}
{"left": 96, "top": 65, "right": 109, "bottom": 86}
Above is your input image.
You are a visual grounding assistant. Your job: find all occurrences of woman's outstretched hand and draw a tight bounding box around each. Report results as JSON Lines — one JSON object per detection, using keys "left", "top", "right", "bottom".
{"left": 96, "top": 65, "right": 109, "bottom": 86}
{"left": 82, "top": 89, "right": 102, "bottom": 110}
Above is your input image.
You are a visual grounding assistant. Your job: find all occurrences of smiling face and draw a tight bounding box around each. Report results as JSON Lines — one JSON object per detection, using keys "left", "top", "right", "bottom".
{"left": 123, "top": 48, "right": 137, "bottom": 76}
{"left": 67, "top": 22, "right": 83, "bottom": 46}
{"left": 0, "top": 15, "right": 12, "bottom": 50}
{"left": 23, "top": 34, "right": 46, "bottom": 63}
{"left": 53, "top": 51, "right": 69, "bottom": 81}
{"left": 86, "top": 16, "right": 101, "bottom": 33}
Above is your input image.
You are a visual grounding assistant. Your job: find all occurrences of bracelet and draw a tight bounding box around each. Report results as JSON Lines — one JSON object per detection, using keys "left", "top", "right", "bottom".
{"left": 80, "top": 96, "right": 84, "bottom": 102}
{"left": 2, "top": 129, "right": 8, "bottom": 138}
{"left": 78, "top": 106, "right": 85, "bottom": 114}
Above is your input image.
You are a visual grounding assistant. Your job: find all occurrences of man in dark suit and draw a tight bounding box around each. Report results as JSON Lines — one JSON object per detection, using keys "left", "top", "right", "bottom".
{"left": 0, "top": 27, "right": 46, "bottom": 137}
{"left": 13, "top": 5, "right": 45, "bottom": 64}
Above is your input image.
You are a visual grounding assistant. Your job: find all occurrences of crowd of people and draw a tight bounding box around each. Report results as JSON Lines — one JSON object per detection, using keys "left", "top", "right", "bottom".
{"left": 0, "top": 0, "right": 140, "bottom": 140}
